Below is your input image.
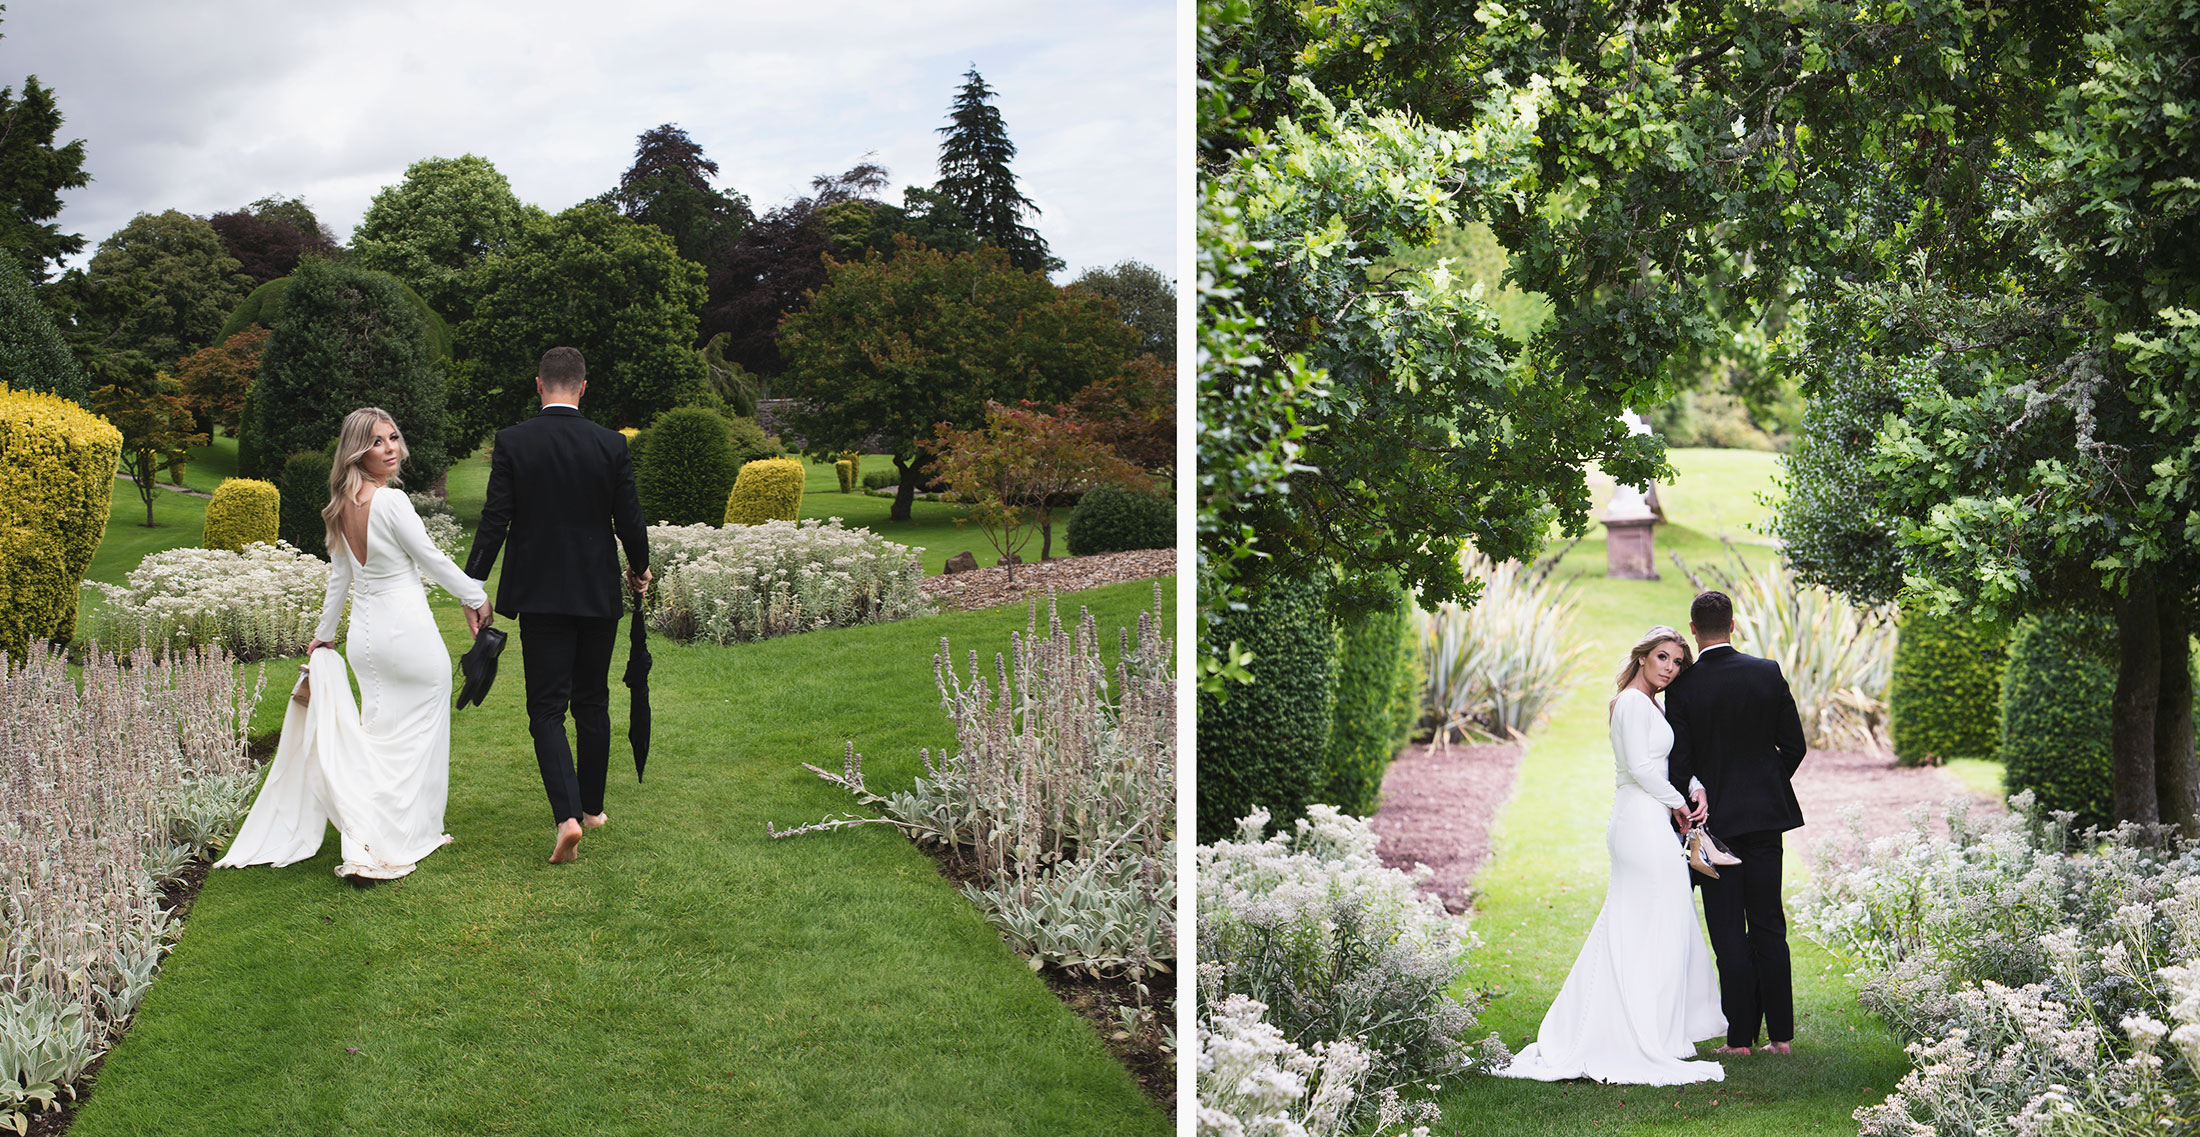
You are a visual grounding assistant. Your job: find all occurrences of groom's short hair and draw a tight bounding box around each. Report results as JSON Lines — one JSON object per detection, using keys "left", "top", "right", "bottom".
{"left": 1691, "top": 590, "right": 1734, "bottom": 637}
{"left": 538, "top": 347, "right": 586, "bottom": 391}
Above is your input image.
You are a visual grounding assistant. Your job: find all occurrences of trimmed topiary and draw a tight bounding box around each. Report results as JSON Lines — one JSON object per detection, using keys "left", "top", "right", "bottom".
{"left": 277, "top": 448, "right": 333, "bottom": 559}
{"left": 862, "top": 468, "right": 899, "bottom": 491}
{"left": 1323, "top": 588, "right": 1415, "bottom": 817}
{"left": 2001, "top": 612, "right": 2116, "bottom": 834}
{"left": 1197, "top": 574, "right": 1335, "bottom": 843}
{"left": 0, "top": 254, "right": 87, "bottom": 404}
{"left": 202, "top": 478, "right": 280, "bottom": 552}
{"left": 724, "top": 457, "right": 805, "bottom": 525}
{"left": 0, "top": 385, "right": 121, "bottom": 659}
{"left": 726, "top": 414, "right": 785, "bottom": 470}
{"left": 1890, "top": 609, "right": 2010, "bottom": 766}
{"left": 1065, "top": 482, "right": 1172, "bottom": 555}
{"left": 636, "top": 406, "right": 738, "bottom": 526}
{"left": 835, "top": 459, "right": 856, "bottom": 493}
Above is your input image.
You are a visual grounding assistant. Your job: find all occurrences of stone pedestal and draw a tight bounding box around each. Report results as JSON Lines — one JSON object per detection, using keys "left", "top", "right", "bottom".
{"left": 1603, "top": 514, "right": 1660, "bottom": 580}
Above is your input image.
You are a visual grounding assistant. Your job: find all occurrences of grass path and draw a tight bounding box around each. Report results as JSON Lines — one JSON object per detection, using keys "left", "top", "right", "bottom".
{"left": 1421, "top": 525, "right": 1910, "bottom": 1135}
{"left": 66, "top": 557, "right": 1172, "bottom": 1134}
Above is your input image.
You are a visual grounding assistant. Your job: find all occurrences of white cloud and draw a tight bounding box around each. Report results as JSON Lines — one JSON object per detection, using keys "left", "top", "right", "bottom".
{"left": 1, "top": 0, "right": 1176, "bottom": 282}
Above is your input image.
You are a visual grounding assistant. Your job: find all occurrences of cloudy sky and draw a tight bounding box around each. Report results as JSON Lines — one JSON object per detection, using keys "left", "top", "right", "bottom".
{"left": 2, "top": 0, "right": 1178, "bottom": 284}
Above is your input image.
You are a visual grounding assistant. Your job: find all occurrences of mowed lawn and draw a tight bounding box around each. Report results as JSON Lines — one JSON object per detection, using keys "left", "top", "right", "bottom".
{"left": 64, "top": 431, "right": 1171, "bottom": 1135}
{"left": 1425, "top": 461, "right": 1911, "bottom": 1135}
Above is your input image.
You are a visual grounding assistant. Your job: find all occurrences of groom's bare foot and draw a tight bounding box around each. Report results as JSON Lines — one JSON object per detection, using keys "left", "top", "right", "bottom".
{"left": 1715, "top": 1045, "right": 1752, "bottom": 1056}
{"left": 582, "top": 812, "right": 608, "bottom": 828}
{"left": 549, "top": 819, "right": 582, "bottom": 864}
{"left": 1766, "top": 1041, "right": 1792, "bottom": 1055}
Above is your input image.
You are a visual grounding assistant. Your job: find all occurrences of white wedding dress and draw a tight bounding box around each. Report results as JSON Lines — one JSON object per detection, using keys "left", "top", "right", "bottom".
{"left": 216, "top": 487, "right": 487, "bottom": 881}
{"left": 1496, "top": 687, "right": 1727, "bottom": 1085}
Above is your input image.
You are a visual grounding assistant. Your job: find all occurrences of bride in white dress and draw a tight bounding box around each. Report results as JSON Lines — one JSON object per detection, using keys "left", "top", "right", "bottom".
{"left": 1497, "top": 625, "right": 1727, "bottom": 1085}
{"left": 216, "top": 408, "right": 491, "bottom": 881}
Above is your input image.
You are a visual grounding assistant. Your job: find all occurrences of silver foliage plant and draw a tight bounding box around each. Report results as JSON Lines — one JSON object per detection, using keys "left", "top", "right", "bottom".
{"left": 771, "top": 587, "right": 1175, "bottom": 1033}
{"left": 638, "top": 519, "right": 928, "bottom": 644}
{"left": 1417, "top": 550, "right": 1589, "bottom": 743}
{"left": 1197, "top": 806, "right": 1503, "bottom": 1133}
{"left": 0, "top": 643, "right": 262, "bottom": 1130}
{"left": 1803, "top": 794, "right": 2200, "bottom": 1136}
{"left": 86, "top": 542, "right": 327, "bottom": 663}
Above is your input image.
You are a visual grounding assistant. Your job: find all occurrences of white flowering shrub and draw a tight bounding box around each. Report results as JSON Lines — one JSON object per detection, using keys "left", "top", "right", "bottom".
{"left": 1803, "top": 793, "right": 2200, "bottom": 1136}
{"left": 0, "top": 642, "right": 261, "bottom": 1130}
{"left": 1198, "top": 806, "right": 1494, "bottom": 1130}
{"left": 87, "top": 541, "right": 327, "bottom": 662}
{"left": 641, "top": 518, "right": 927, "bottom": 644}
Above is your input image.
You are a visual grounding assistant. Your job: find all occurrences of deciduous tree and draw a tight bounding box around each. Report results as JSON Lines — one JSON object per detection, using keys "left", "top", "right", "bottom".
{"left": 931, "top": 401, "right": 1148, "bottom": 573}
{"left": 61, "top": 209, "right": 253, "bottom": 370}
{"left": 90, "top": 376, "right": 203, "bottom": 527}
{"left": 209, "top": 196, "right": 338, "bottom": 285}
{"left": 1070, "top": 260, "right": 1173, "bottom": 360}
{"left": 351, "top": 154, "right": 529, "bottom": 323}
{"left": 175, "top": 324, "right": 268, "bottom": 435}
{"left": 610, "top": 124, "right": 751, "bottom": 269}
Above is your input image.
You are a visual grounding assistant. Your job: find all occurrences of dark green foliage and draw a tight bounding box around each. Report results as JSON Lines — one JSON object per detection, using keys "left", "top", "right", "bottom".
{"left": 1323, "top": 590, "right": 1414, "bottom": 817}
{"left": 0, "top": 75, "right": 90, "bottom": 284}
{"left": 1070, "top": 261, "right": 1174, "bottom": 360}
{"left": 2001, "top": 613, "right": 2117, "bottom": 834}
{"left": 1065, "top": 484, "right": 1172, "bottom": 555}
{"left": 221, "top": 276, "right": 450, "bottom": 361}
{"left": 861, "top": 468, "right": 900, "bottom": 490}
{"left": 65, "top": 210, "right": 253, "bottom": 367}
{"left": 1196, "top": 575, "right": 1334, "bottom": 843}
{"left": 1890, "top": 610, "right": 2011, "bottom": 767}
{"left": 276, "top": 448, "right": 333, "bottom": 558}
{"left": 637, "top": 406, "right": 738, "bottom": 525}
{"left": 725, "top": 414, "right": 784, "bottom": 470}
{"left": 609, "top": 124, "right": 752, "bottom": 268}
{"left": 0, "top": 252, "right": 85, "bottom": 402}
{"left": 241, "top": 260, "right": 450, "bottom": 487}
{"left": 934, "top": 68, "right": 1056, "bottom": 274}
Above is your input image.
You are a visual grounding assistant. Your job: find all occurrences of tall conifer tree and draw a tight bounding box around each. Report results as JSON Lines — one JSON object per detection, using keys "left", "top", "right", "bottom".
{"left": 934, "top": 67, "right": 1057, "bottom": 274}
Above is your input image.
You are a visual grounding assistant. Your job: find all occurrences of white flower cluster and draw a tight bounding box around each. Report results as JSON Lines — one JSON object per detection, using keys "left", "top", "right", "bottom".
{"left": 1803, "top": 793, "right": 2200, "bottom": 1136}
{"left": 1197, "top": 806, "right": 1492, "bottom": 1132}
{"left": 641, "top": 518, "right": 927, "bottom": 644}
{"left": 1197, "top": 993, "right": 1421, "bottom": 1137}
{"left": 87, "top": 541, "right": 327, "bottom": 662}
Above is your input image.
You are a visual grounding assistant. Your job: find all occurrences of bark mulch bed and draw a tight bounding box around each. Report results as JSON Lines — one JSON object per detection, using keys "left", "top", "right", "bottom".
{"left": 918, "top": 549, "right": 1175, "bottom": 613}
{"left": 1369, "top": 736, "right": 2003, "bottom": 915}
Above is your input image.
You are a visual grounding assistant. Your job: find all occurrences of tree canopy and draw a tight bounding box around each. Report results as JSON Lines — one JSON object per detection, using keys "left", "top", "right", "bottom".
{"left": 0, "top": 248, "right": 84, "bottom": 402}
{"left": 350, "top": 154, "right": 530, "bottom": 322}
{"left": 62, "top": 209, "right": 253, "bottom": 369}
{"left": 452, "top": 201, "right": 707, "bottom": 449}
{"left": 0, "top": 74, "right": 88, "bottom": 284}
{"left": 935, "top": 68, "right": 1056, "bottom": 274}
{"left": 1071, "top": 260, "right": 1174, "bottom": 360}
{"left": 609, "top": 124, "right": 752, "bottom": 269}
{"left": 209, "top": 195, "right": 338, "bottom": 286}
{"left": 776, "top": 239, "right": 1135, "bottom": 520}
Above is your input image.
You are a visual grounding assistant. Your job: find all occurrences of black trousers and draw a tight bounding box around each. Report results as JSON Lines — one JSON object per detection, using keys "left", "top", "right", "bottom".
{"left": 517, "top": 612, "right": 617, "bottom": 824}
{"left": 1697, "top": 828, "right": 1794, "bottom": 1046}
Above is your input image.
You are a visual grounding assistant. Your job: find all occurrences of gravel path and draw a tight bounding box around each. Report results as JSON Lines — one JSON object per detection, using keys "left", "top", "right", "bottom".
{"left": 918, "top": 548, "right": 1175, "bottom": 612}
{"left": 1371, "top": 735, "right": 1999, "bottom": 913}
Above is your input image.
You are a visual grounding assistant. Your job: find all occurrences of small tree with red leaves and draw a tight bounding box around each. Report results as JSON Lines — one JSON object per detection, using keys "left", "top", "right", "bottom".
{"left": 175, "top": 324, "right": 269, "bottom": 436}
{"left": 931, "top": 402, "right": 1149, "bottom": 581}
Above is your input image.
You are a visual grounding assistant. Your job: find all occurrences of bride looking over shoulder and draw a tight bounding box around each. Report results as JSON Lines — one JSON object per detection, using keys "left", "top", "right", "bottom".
{"left": 217, "top": 407, "right": 492, "bottom": 882}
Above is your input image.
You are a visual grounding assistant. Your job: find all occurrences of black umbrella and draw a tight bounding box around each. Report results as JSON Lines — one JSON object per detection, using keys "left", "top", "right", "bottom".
{"left": 622, "top": 585, "right": 652, "bottom": 781}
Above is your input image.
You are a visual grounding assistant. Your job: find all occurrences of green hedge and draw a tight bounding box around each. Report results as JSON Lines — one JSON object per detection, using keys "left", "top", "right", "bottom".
{"left": 1196, "top": 574, "right": 1334, "bottom": 843}
{"left": 726, "top": 414, "right": 785, "bottom": 470}
{"left": 277, "top": 448, "right": 333, "bottom": 558}
{"left": 1889, "top": 609, "right": 2009, "bottom": 766}
{"left": 1065, "top": 483, "right": 1173, "bottom": 556}
{"left": 0, "top": 254, "right": 86, "bottom": 404}
{"left": 2001, "top": 612, "right": 2116, "bottom": 834}
{"left": 1321, "top": 589, "right": 1416, "bottom": 817}
{"left": 637, "top": 406, "right": 738, "bottom": 526}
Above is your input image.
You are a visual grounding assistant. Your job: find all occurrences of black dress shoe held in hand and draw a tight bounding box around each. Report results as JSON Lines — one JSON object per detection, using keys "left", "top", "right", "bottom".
{"left": 456, "top": 626, "right": 507, "bottom": 709}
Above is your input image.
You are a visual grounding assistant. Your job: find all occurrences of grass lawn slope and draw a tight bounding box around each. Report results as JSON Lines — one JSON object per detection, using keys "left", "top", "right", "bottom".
{"left": 68, "top": 578, "right": 1173, "bottom": 1136}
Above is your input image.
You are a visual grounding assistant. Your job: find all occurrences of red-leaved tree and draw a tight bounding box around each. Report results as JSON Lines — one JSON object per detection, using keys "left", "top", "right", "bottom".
{"left": 175, "top": 324, "right": 269, "bottom": 436}
{"left": 931, "top": 402, "right": 1149, "bottom": 580}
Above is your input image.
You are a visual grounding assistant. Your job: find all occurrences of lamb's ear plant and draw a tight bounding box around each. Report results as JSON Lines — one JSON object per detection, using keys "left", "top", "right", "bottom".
{"left": 0, "top": 642, "right": 261, "bottom": 1132}
{"left": 770, "top": 585, "right": 1175, "bottom": 1044}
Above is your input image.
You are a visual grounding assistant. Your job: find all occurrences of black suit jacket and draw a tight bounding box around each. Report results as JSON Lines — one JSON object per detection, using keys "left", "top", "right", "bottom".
{"left": 464, "top": 406, "right": 648, "bottom": 620}
{"left": 1664, "top": 645, "right": 1809, "bottom": 836}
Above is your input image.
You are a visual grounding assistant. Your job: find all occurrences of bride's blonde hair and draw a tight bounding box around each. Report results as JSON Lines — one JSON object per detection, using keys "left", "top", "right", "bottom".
{"left": 1608, "top": 625, "right": 1692, "bottom": 719}
{"left": 322, "top": 408, "right": 407, "bottom": 554}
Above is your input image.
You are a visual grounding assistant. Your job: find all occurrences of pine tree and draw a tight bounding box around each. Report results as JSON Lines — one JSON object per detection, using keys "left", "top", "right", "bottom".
{"left": 934, "top": 67, "right": 1058, "bottom": 274}
{"left": 0, "top": 75, "right": 90, "bottom": 285}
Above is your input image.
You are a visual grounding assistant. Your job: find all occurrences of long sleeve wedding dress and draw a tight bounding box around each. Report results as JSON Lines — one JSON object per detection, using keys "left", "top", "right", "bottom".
{"left": 1495, "top": 687, "right": 1728, "bottom": 1085}
{"left": 216, "top": 488, "right": 488, "bottom": 881}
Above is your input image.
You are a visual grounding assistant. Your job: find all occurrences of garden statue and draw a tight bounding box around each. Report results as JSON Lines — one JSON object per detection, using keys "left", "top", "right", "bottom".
{"left": 1603, "top": 411, "right": 1660, "bottom": 580}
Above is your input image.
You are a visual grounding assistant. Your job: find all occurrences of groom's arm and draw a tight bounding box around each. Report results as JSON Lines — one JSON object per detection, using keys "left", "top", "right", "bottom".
{"left": 1771, "top": 662, "right": 1808, "bottom": 777}
{"left": 609, "top": 433, "right": 647, "bottom": 577}
{"left": 465, "top": 430, "right": 514, "bottom": 582}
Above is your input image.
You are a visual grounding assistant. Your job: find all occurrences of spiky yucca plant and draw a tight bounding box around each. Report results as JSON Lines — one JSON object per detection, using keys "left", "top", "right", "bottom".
{"left": 1417, "top": 551, "right": 1590, "bottom": 743}
{"left": 1697, "top": 552, "right": 1895, "bottom": 752}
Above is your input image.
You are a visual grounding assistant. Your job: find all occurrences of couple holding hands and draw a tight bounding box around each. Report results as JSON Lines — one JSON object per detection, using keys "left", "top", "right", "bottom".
{"left": 1499, "top": 590, "right": 1811, "bottom": 1085}
{"left": 217, "top": 347, "right": 653, "bottom": 878}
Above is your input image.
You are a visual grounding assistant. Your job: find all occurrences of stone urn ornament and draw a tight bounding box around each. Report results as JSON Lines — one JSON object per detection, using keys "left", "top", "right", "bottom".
{"left": 1603, "top": 410, "right": 1661, "bottom": 580}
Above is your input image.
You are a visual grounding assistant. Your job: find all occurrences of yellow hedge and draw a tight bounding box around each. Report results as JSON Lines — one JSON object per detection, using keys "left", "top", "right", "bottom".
{"left": 202, "top": 478, "right": 280, "bottom": 552}
{"left": 0, "top": 384, "right": 121, "bottom": 661}
{"left": 834, "top": 458, "right": 856, "bottom": 493}
{"left": 724, "top": 458, "right": 805, "bottom": 525}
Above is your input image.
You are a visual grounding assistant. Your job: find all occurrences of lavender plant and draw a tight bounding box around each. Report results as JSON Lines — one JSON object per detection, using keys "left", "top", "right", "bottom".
{"left": 86, "top": 541, "right": 327, "bottom": 662}
{"left": 0, "top": 642, "right": 261, "bottom": 1130}
{"left": 640, "top": 519, "right": 928, "bottom": 644}
{"left": 1803, "top": 794, "right": 2200, "bottom": 1136}
{"left": 1197, "top": 806, "right": 1499, "bottom": 1130}
{"left": 770, "top": 587, "right": 1175, "bottom": 1028}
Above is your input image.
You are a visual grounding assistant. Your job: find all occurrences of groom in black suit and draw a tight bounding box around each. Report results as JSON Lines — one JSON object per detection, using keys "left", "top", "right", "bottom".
{"left": 1664, "top": 590, "right": 1809, "bottom": 1055}
{"left": 464, "top": 346, "right": 650, "bottom": 864}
